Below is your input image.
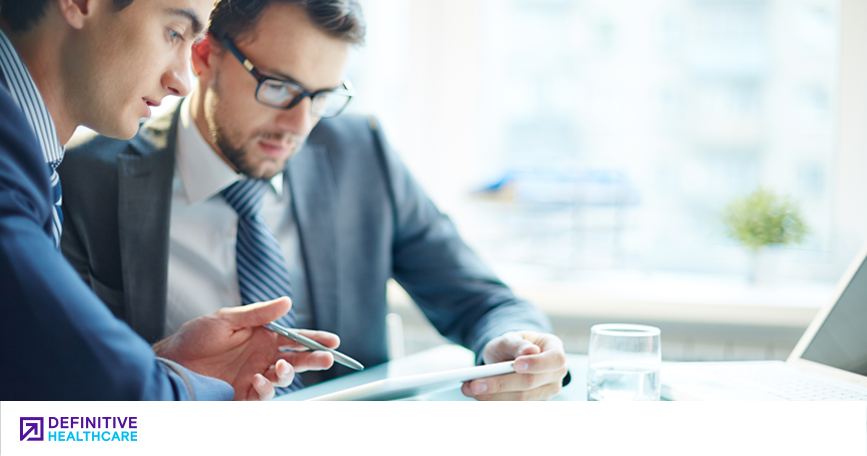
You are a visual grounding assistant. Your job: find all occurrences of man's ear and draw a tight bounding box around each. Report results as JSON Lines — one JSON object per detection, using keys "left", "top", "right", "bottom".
{"left": 56, "top": 0, "right": 100, "bottom": 30}
{"left": 191, "top": 34, "right": 217, "bottom": 78}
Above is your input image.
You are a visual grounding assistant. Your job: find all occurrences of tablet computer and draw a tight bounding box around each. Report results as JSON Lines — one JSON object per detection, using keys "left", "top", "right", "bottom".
{"left": 305, "top": 361, "right": 516, "bottom": 401}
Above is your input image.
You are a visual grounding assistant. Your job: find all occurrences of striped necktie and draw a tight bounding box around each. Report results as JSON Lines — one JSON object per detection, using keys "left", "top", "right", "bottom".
{"left": 222, "top": 179, "right": 303, "bottom": 392}
{"left": 49, "top": 161, "right": 63, "bottom": 249}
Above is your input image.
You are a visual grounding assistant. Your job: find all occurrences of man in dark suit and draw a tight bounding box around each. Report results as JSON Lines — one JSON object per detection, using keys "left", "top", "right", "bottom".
{"left": 61, "top": 0, "right": 570, "bottom": 400}
{"left": 0, "top": 0, "right": 339, "bottom": 400}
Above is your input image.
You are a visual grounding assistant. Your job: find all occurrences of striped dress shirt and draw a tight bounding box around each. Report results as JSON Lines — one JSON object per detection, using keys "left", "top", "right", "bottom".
{"left": 0, "top": 29, "right": 65, "bottom": 247}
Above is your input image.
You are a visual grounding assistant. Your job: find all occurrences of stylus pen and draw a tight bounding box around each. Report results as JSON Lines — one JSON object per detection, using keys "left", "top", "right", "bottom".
{"left": 264, "top": 322, "right": 364, "bottom": 371}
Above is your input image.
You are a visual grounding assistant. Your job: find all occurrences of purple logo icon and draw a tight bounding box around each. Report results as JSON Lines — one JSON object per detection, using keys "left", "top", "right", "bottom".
{"left": 20, "top": 417, "right": 44, "bottom": 441}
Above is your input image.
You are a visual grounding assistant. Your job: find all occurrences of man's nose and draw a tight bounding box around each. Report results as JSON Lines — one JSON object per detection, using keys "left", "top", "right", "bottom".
{"left": 275, "top": 97, "right": 315, "bottom": 135}
{"left": 162, "top": 59, "right": 193, "bottom": 97}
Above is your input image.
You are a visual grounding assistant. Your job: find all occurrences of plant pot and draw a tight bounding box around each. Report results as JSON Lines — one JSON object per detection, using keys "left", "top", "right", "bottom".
{"left": 749, "top": 244, "right": 784, "bottom": 286}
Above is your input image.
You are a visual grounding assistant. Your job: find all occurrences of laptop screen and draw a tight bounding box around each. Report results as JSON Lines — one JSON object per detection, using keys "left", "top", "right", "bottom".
{"left": 801, "top": 255, "right": 867, "bottom": 376}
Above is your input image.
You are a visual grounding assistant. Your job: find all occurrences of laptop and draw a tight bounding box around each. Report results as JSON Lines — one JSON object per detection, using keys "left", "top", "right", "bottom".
{"left": 662, "top": 243, "right": 867, "bottom": 401}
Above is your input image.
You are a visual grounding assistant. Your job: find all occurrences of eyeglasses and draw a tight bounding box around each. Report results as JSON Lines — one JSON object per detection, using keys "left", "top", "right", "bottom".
{"left": 221, "top": 38, "right": 353, "bottom": 118}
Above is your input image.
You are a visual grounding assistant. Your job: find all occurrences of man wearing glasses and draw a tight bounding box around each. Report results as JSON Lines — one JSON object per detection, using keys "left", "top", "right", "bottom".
{"left": 61, "top": 0, "right": 570, "bottom": 400}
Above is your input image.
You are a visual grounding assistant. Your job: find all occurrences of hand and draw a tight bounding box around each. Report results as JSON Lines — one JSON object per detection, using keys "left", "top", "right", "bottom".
{"left": 248, "top": 328, "right": 341, "bottom": 401}
{"left": 152, "top": 297, "right": 340, "bottom": 401}
{"left": 461, "top": 331, "right": 568, "bottom": 401}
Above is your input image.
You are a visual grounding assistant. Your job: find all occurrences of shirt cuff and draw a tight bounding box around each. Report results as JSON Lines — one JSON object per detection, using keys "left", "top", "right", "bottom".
{"left": 157, "top": 358, "right": 235, "bottom": 401}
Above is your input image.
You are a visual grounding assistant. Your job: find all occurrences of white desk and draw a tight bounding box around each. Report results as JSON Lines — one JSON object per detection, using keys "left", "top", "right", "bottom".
{"left": 276, "top": 344, "right": 588, "bottom": 401}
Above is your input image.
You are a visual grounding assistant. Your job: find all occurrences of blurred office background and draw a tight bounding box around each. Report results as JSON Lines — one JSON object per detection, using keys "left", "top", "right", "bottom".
{"left": 342, "top": 0, "right": 867, "bottom": 362}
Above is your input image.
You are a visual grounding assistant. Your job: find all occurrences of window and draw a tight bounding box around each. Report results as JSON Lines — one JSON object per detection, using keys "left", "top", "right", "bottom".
{"left": 348, "top": 0, "right": 850, "bottom": 292}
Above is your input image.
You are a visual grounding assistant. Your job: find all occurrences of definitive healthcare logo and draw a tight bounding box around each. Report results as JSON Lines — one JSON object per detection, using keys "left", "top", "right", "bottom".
{"left": 19, "top": 415, "right": 138, "bottom": 442}
{"left": 19, "top": 417, "right": 43, "bottom": 441}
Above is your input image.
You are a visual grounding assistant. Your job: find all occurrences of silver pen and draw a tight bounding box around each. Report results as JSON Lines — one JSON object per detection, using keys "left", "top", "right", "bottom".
{"left": 265, "top": 322, "right": 364, "bottom": 371}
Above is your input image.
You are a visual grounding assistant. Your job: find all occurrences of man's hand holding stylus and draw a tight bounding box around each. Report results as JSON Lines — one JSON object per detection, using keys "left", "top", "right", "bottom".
{"left": 152, "top": 297, "right": 341, "bottom": 400}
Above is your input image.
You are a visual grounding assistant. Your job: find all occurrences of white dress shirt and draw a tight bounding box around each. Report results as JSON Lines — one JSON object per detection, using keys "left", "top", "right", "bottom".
{"left": 165, "top": 97, "right": 311, "bottom": 335}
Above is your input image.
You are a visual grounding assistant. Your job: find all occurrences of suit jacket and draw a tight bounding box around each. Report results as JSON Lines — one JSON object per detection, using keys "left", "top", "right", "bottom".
{"left": 59, "top": 104, "right": 552, "bottom": 382}
{"left": 0, "top": 73, "right": 232, "bottom": 400}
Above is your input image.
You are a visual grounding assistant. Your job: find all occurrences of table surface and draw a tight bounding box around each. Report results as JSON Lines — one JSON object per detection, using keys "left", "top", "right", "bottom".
{"left": 276, "top": 344, "right": 589, "bottom": 401}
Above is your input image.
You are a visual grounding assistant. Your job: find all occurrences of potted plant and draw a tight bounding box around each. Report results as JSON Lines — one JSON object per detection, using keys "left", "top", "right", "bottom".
{"left": 721, "top": 189, "right": 809, "bottom": 285}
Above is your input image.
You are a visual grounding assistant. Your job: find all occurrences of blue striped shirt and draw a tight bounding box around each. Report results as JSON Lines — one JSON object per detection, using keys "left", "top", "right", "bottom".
{"left": 0, "top": 28, "right": 65, "bottom": 245}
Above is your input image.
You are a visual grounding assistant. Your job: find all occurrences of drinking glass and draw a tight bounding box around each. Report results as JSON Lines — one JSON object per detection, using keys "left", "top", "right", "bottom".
{"left": 587, "top": 324, "right": 661, "bottom": 401}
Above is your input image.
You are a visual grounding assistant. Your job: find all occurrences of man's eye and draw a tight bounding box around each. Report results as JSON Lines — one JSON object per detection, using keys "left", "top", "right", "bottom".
{"left": 263, "top": 81, "right": 287, "bottom": 92}
{"left": 168, "top": 29, "right": 182, "bottom": 43}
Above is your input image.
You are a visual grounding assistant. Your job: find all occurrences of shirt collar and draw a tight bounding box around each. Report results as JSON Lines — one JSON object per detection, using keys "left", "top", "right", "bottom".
{"left": 0, "top": 28, "right": 65, "bottom": 168}
{"left": 176, "top": 95, "right": 282, "bottom": 205}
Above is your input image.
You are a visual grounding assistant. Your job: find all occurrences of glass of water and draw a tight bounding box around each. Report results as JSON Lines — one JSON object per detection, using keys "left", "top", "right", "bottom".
{"left": 587, "top": 324, "right": 661, "bottom": 401}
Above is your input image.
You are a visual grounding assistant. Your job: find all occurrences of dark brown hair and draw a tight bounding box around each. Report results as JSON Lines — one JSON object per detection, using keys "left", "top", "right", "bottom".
{"left": 0, "top": 0, "right": 135, "bottom": 33}
{"left": 209, "top": 0, "right": 366, "bottom": 46}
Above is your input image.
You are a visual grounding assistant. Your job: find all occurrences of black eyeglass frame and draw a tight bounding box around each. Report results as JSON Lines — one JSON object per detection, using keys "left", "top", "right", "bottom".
{"left": 221, "top": 37, "right": 354, "bottom": 117}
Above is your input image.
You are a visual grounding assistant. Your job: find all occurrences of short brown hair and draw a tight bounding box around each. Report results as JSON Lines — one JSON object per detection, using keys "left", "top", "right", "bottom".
{"left": 0, "top": 0, "right": 135, "bottom": 33}
{"left": 209, "top": 0, "right": 366, "bottom": 46}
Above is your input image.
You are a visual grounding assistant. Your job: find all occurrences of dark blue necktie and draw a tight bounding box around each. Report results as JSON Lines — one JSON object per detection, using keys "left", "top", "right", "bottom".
{"left": 222, "top": 179, "right": 303, "bottom": 392}
{"left": 49, "top": 161, "right": 62, "bottom": 249}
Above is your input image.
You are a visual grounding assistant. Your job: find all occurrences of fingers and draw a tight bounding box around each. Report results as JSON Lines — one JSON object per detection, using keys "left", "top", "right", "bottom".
{"left": 274, "top": 350, "right": 334, "bottom": 373}
{"left": 296, "top": 329, "right": 340, "bottom": 348}
{"left": 512, "top": 344, "right": 567, "bottom": 375}
{"left": 483, "top": 332, "right": 541, "bottom": 364}
{"left": 262, "top": 359, "right": 295, "bottom": 388}
{"left": 483, "top": 339, "right": 565, "bottom": 375}
{"left": 275, "top": 359, "right": 294, "bottom": 387}
{"left": 218, "top": 297, "right": 292, "bottom": 329}
{"left": 490, "top": 331, "right": 565, "bottom": 374}
{"left": 275, "top": 329, "right": 341, "bottom": 351}
{"left": 505, "top": 333, "right": 542, "bottom": 358}
{"left": 244, "top": 360, "right": 296, "bottom": 401}
{"left": 251, "top": 373, "right": 275, "bottom": 401}
{"left": 465, "top": 380, "right": 563, "bottom": 401}
{"left": 462, "top": 366, "right": 568, "bottom": 398}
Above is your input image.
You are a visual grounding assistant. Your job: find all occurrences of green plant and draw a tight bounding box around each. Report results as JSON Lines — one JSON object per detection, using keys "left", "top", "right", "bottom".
{"left": 721, "top": 189, "right": 809, "bottom": 252}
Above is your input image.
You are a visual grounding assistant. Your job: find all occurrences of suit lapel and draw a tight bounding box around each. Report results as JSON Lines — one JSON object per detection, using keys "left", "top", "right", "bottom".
{"left": 286, "top": 143, "right": 341, "bottom": 337}
{"left": 117, "top": 109, "right": 178, "bottom": 342}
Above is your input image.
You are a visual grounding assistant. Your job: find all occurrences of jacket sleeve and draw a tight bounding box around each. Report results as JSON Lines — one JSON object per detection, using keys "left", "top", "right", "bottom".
{"left": 0, "top": 90, "right": 233, "bottom": 401}
{"left": 373, "top": 118, "right": 552, "bottom": 363}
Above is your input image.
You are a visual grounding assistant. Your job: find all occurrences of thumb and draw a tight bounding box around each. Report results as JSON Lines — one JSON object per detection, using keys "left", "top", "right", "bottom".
{"left": 222, "top": 297, "right": 292, "bottom": 329}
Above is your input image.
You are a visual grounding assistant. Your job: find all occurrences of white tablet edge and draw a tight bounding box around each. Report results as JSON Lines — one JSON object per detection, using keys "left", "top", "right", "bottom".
{"left": 307, "top": 360, "right": 516, "bottom": 401}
